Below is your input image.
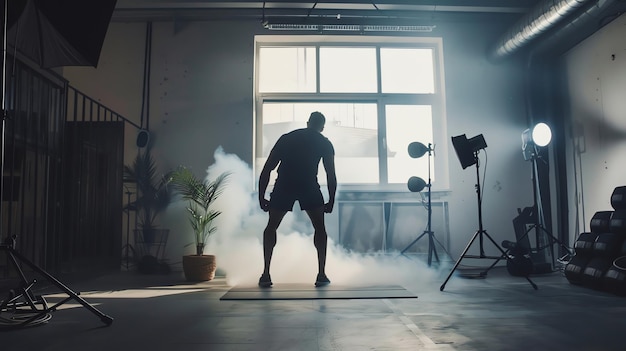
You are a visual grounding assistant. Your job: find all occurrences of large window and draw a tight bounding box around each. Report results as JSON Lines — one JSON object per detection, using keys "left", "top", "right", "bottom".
{"left": 254, "top": 36, "right": 448, "bottom": 190}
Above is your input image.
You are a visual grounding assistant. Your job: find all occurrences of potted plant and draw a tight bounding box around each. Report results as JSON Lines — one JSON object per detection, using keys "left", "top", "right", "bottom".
{"left": 168, "top": 166, "right": 230, "bottom": 281}
{"left": 123, "top": 147, "right": 172, "bottom": 273}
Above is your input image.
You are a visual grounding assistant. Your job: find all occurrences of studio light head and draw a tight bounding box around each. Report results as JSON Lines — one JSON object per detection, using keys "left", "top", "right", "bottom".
{"left": 522, "top": 122, "right": 551, "bottom": 160}
{"left": 406, "top": 141, "right": 432, "bottom": 192}
{"left": 407, "top": 176, "right": 427, "bottom": 192}
{"left": 403, "top": 140, "right": 439, "bottom": 266}
{"left": 408, "top": 142, "right": 430, "bottom": 158}
{"left": 451, "top": 134, "right": 487, "bottom": 169}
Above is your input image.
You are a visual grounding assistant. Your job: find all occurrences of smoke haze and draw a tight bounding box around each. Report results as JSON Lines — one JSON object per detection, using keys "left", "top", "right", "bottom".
{"left": 187, "top": 147, "right": 451, "bottom": 288}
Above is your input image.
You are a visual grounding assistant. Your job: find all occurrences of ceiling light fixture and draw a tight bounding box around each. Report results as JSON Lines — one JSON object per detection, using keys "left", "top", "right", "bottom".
{"left": 262, "top": 16, "right": 436, "bottom": 33}
{"left": 263, "top": 23, "right": 435, "bottom": 32}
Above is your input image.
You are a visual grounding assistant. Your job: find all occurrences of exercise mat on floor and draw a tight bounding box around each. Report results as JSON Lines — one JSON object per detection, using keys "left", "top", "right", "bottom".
{"left": 220, "top": 284, "right": 417, "bottom": 300}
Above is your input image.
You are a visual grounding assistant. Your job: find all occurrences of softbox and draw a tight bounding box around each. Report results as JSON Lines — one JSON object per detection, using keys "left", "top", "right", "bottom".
{"left": 452, "top": 134, "right": 486, "bottom": 169}
{"left": 5, "top": 0, "right": 118, "bottom": 68}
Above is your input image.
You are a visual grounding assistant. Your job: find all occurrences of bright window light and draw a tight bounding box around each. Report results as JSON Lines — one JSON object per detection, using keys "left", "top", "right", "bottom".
{"left": 381, "top": 48, "right": 435, "bottom": 93}
{"left": 319, "top": 47, "right": 377, "bottom": 93}
{"left": 254, "top": 36, "right": 446, "bottom": 188}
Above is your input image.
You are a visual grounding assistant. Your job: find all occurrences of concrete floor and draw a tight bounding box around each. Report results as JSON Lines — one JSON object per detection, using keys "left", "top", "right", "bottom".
{"left": 2, "top": 262, "right": 626, "bottom": 351}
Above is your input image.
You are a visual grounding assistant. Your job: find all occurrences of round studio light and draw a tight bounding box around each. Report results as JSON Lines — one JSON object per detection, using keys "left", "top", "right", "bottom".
{"left": 532, "top": 123, "right": 551, "bottom": 147}
{"left": 408, "top": 142, "right": 429, "bottom": 159}
{"left": 407, "top": 176, "right": 427, "bottom": 192}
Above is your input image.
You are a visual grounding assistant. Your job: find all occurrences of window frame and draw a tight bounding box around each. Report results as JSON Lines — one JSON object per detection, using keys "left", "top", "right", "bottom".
{"left": 254, "top": 35, "right": 449, "bottom": 192}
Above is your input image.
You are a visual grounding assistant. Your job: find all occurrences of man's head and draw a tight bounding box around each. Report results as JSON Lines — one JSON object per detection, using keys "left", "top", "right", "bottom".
{"left": 307, "top": 111, "right": 326, "bottom": 132}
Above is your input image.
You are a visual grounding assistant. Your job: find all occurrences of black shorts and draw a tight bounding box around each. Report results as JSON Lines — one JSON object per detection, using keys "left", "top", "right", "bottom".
{"left": 269, "top": 183, "right": 324, "bottom": 211}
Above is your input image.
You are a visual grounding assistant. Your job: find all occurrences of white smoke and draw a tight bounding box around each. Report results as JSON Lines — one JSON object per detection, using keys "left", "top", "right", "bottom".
{"left": 199, "top": 146, "right": 454, "bottom": 288}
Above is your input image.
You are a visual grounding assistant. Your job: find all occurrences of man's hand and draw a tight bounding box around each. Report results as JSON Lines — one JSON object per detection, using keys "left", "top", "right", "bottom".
{"left": 324, "top": 200, "right": 334, "bottom": 213}
{"left": 260, "top": 198, "right": 270, "bottom": 212}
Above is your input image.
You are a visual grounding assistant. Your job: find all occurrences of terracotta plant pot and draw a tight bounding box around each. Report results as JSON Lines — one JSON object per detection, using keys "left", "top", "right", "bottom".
{"left": 182, "top": 254, "right": 217, "bottom": 281}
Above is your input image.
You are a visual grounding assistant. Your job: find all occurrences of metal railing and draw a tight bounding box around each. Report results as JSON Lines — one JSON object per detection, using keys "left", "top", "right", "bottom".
{"left": 2, "top": 58, "right": 137, "bottom": 274}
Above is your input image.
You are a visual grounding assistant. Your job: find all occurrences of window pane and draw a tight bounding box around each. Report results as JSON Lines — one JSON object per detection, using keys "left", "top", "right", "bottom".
{"left": 386, "top": 105, "right": 433, "bottom": 184}
{"left": 257, "top": 102, "right": 379, "bottom": 185}
{"left": 381, "top": 48, "right": 435, "bottom": 94}
{"left": 319, "top": 47, "right": 377, "bottom": 93}
{"left": 254, "top": 39, "right": 445, "bottom": 189}
{"left": 258, "top": 47, "right": 316, "bottom": 92}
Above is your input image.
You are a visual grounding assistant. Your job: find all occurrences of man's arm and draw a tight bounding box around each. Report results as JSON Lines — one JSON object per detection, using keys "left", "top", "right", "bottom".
{"left": 322, "top": 153, "right": 337, "bottom": 213}
{"left": 259, "top": 149, "right": 280, "bottom": 212}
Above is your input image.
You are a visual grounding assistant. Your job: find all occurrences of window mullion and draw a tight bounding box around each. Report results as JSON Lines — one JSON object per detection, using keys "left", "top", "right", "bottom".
{"left": 378, "top": 101, "right": 388, "bottom": 184}
{"left": 316, "top": 45, "right": 320, "bottom": 94}
{"left": 376, "top": 47, "right": 388, "bottom": 184}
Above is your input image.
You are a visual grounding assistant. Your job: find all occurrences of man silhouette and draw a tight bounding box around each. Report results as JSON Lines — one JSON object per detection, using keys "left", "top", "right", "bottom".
{"left": 258, "top": 111, "right": 337, "bottom": 287}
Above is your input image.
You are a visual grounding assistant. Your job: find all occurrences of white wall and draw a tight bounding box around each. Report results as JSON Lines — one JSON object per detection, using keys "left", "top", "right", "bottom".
{"left": 564, "top": 13, "right": 626, "bottom": 240}
{"left": 63, "top": 19, "right": 535, "bottom": 269}
{"left": 440, "top": 23, "right": 534, "bottom": 260}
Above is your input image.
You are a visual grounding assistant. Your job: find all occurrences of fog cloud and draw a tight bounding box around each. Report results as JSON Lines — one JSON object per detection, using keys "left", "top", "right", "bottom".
{"left": 194, "top": 147, "right": 451, "bottom": 288}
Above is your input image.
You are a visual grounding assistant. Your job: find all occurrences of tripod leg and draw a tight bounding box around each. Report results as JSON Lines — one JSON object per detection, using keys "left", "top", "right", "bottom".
{"left": 440, "top": 230, "right": 481, "bottom": 291}
{"left": 478, "top": 230, "right": 509, "bottom": 275}
{"left": 401, "top": 231, "right": 443, "bottom": 267}
{"left": 9, "top": 248, "right": 113, "bottom": 326}
{"left": 400, "top": 231, "right": 428, "bottom": 255}
{"left": 427, "top": 235, "right": 432, "bottom": 265}
{"left": 427, "top": 232, "right": 441, "bottom": 266}
{"left": 542, "top": 226, "right": 574, "bottom": 257}
{"left": 432, "top": 234, "right": 452, "bottom": 262}
{"left": 482, "top": 231, "right": 508, "bottom": 256}
{"left": 526, "top": 276, "right": 538, "bottom": 290}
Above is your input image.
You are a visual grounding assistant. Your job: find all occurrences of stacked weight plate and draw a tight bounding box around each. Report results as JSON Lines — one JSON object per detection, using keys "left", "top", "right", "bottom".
{"left": 603, "top": 186, "right": 626, "bottom": 295}
{"left": 566, "top": 186, "right": 626, "bottom": 295}
{"left": 565, "top": 212, "right": 606, "bottom": 285}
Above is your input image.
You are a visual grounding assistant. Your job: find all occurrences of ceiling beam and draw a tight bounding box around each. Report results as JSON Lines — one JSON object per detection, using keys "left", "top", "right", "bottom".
{"left": 112, "top": 0, "right": 534, "bottom": 22}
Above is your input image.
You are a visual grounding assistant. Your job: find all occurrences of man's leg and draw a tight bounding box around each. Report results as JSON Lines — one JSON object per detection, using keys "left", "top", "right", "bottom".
{"left": 305, "top": 206, "right": 329, "bottom": 286}
{"left": 261, "top": 209, "right": 287, "bottom": 281}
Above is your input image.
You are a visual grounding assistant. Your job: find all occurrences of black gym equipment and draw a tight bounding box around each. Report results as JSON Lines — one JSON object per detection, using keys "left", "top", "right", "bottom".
{"left": 565, "top": 187, "right": 626, "bottom": 294}
{"left": 564, "top": 255, "right": 590, "bottom": 285}
{"left": 604, "top": 256, "right": 626, "bottom": 295}
{"left": 502, "top": 240, "right": 535, "bottom": 278}
{"left": 0, "top": 236, "right": 113, "bottom": 330}
{"left": 590, "top": 211, "right": 613, "bottom": 233}
{"left": 610, "top": 186, "right": 626, "bottom": 210}
{"left": 511, "top": 207, "right": 554, "bottom": 274}
{"left": 574, "top": 232, "right": 599, "bottom": 256}
{"left": 609, "top": 209, "right": 626, "bottom": 235}
{"left": 593, "top": 233, "right": 623, "bottom": 258}
{"left": 581, "top": 256, "right": 612, "bottom": 290}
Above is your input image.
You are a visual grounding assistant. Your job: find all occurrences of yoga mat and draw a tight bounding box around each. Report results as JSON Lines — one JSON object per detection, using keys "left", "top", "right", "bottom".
{"left": 220, "top": 283, "right": 417, "bottom": 300}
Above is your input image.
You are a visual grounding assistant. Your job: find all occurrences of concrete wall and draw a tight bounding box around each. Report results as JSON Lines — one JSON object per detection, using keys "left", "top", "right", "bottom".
{"left": 563, "top": 13, "right": 626, "bottom": 240}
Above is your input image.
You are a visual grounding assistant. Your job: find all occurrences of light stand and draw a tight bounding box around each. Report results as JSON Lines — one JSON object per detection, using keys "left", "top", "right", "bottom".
{"left": 440, "top": 134, "right": 537, "bottom": 291}
{"left": 518, "top": 136, "right": 573, "bottom": 268}
{"left": 1, "top": 0, "right": 10, "bottom": 232}
{"left": 440, "top": 149, "right": 511, "bottom": 291}
{"left": 0, "top": 235, "right": 113, "bottom": 329}
{"left": 494, "top": 124, "right": 571, "bottom": 284}
{"left": 401, "top": 142, "right": 448, "bottom": 266}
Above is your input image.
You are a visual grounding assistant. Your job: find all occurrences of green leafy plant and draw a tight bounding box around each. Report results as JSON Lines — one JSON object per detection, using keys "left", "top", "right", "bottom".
{"left": 168, "top": 167, "right": 230, "bottom": 255}
{"left": 123, "top": 148, "right": 172, "bottom": 238}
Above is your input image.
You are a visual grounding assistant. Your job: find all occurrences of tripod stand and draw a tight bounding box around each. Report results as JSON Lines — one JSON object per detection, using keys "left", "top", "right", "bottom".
{"left": 401, "top": 144, "right": 448, "bottom": 266}
{"left": 440, "top": 151, "right": 521, "bottom": 291}
{"left": 519, "top": 151, "right": 573, "bottom": 267}
{"left": 0, "top": 235, "right": 113, "bottom": 329}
